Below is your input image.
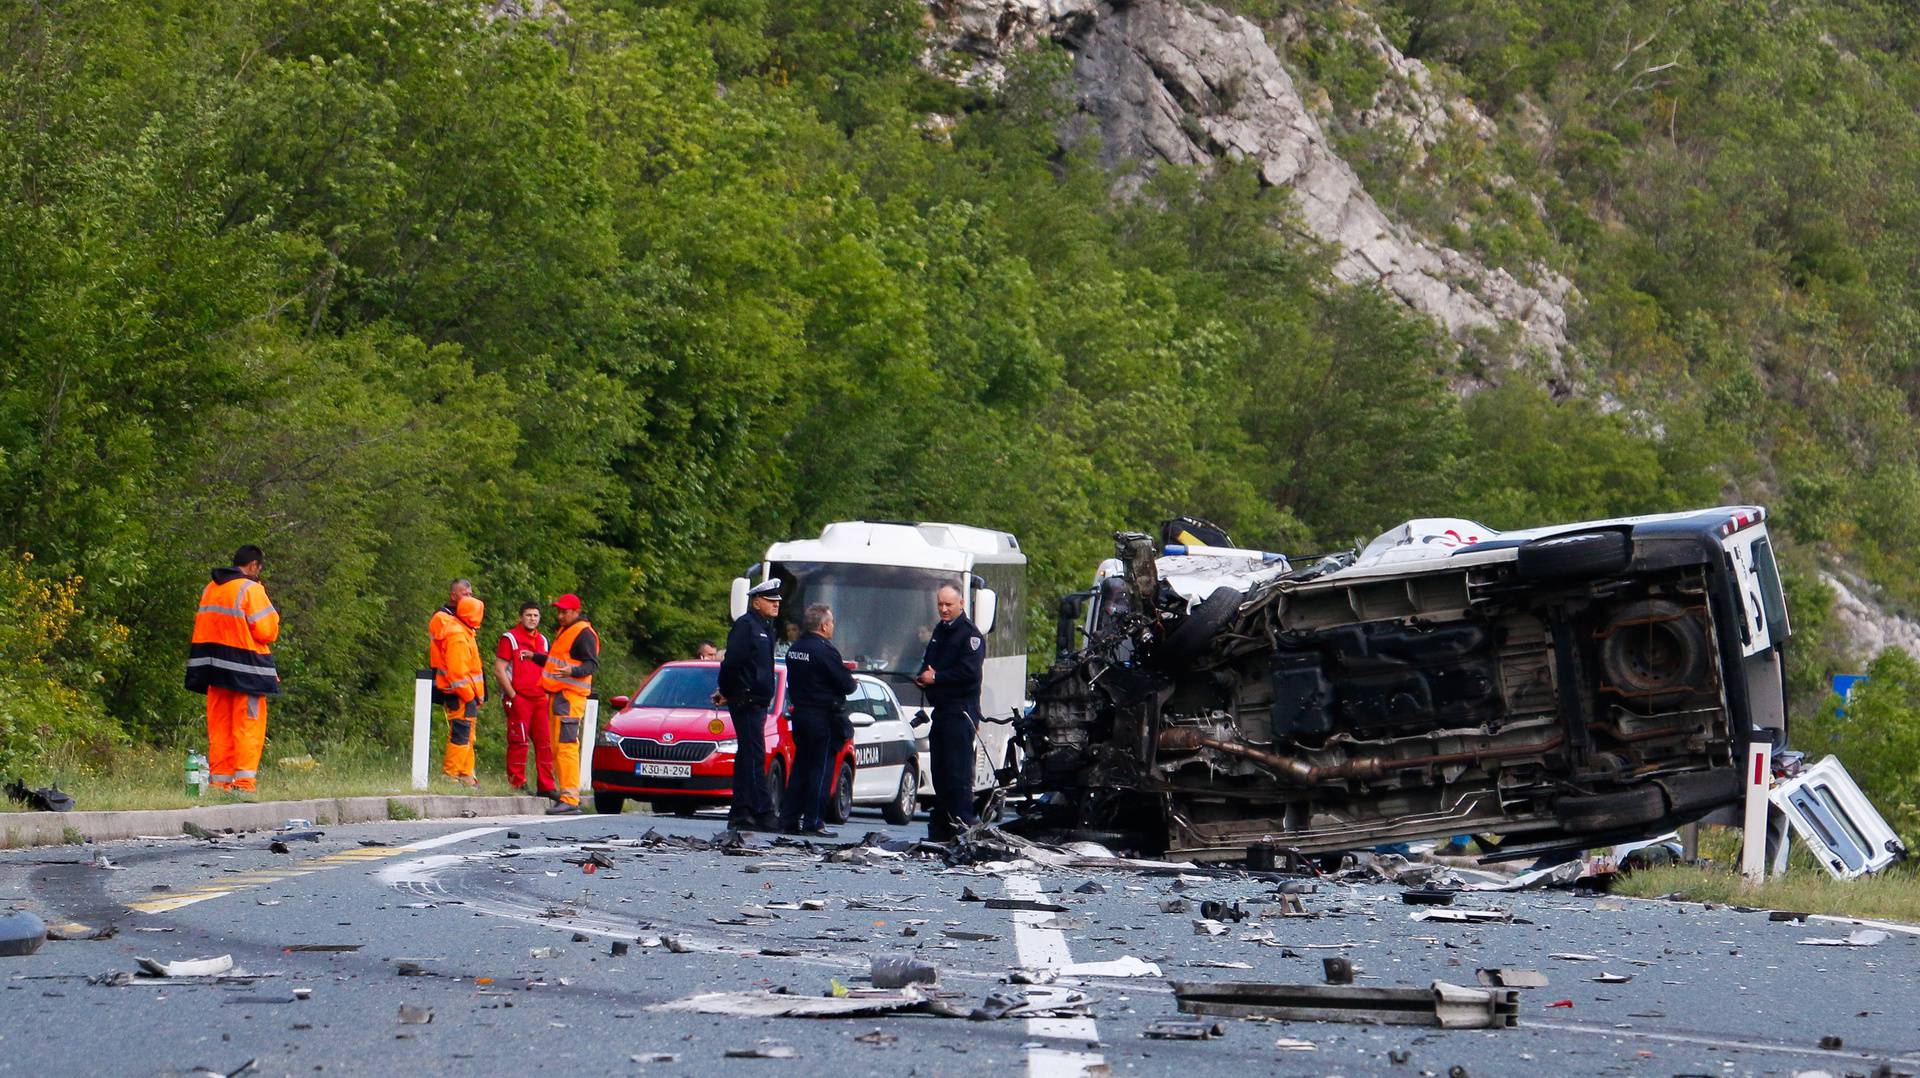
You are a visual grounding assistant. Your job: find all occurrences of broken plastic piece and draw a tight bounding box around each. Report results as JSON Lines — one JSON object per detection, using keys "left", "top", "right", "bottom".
{"left": 724, "top": 1045, "right": 797, "bottom": 1059}
{"left": 397, "top": 1004, "right": 434, "bottom": 1024}
{"left": 1060, "top": 955, "right": 1161, "bottom": 978}
{"left": 0, "top": 910, "right": 48, "bottom": 957}
{"left": 1797, "top": 929, "right": 1889, "bottom": 947}
{"left": 870, "top": 955, "right": 937, "bottom": 989}
{"left": 136, "top": 954, "right": 234, "bottom": 977}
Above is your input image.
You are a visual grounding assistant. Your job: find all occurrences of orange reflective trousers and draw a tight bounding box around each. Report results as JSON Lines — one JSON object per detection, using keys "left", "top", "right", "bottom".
{"left": 206, "top": 686, "right": 267, "bottom": 792}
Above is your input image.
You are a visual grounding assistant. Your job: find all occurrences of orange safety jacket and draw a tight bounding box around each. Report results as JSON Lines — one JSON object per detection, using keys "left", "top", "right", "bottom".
{"left": 540, "top": 620, "right": 597, "bottom": 699}
{"left": 186, "top": 568, "right": 280, "bottom": 696}
{"left": 429, "top": 597, "right": 487, "bottom": 703}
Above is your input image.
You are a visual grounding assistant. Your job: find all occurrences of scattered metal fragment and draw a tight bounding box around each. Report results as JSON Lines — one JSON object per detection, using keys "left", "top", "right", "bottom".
{"left": 1273, "top": 1037, "right": 1317, "bottom": 1051}
{"left": 284, "top": 944, "right": 360, "bottom": 953}
{"left": 610, "top": 941, "right": 630, "bottom": 957}
{"left": 1192, "top": 919, "right": 1227, "bottom": 936}
{"left": 529, "top": 946, "right": 562, "bottom": 959}
{"left": 1322, "top": 957, "right": 1353, "bottom": 985}
{"left": 1199, "top": 900, "right": 1247, "bottom": 922}
{"left": 1160, "top": 899, "right": 1191, "bottom": 914}
{"left": 136, "top": 954, "right": 234, "bottom": 978}
{"left": 631, "top": 1053, "right": 679, "bottom": 1064}
{"left": 656, "top": 989, "right": 932, "bottom": 1018}
{"left": 1592, "top": 973, "right": 1633, "bottom": 984}
{"left": 1475, "top": 969, "right": 1548, "bottom": 989}
{"left": 397, "top": 1004, "right": 434, "bottom": 1024}
{"left": 1818, "top": 1035, "right": 1843, "bottom": 1050}
{"left": 663, "top": 936, "right": 692, "bottom": 954}
{"left": 853, "top": 1030, "right": 897, "bottom": 1046}
{"left": 1264, "top": 894, "right": 1312, "bottom": 918}
{"left": 570, "top": 933, "right": 590, "bottom": 943}
{"left": 1074, "top": 881, "right": 1106, "bottom": 894}
{"left": 1187, "top": 960, "right": 1253, "bottom": 970}
{"left": 268, "top": 841, "right": 291, "bottom": 855}
{"left": 1171, "top": 980, "right": 1519, "bottom": 1030}
{"left": 1144, "top": 1019, "right": 1226, "bottom": 1040}
{"left": 942, "top": 930, "right": 999, "bottom": 942}
{"left": 1060, "top": 956, "right": 1161, "bottom": 978}
{"left": 46, "top": 920, "right": 115, "bottom": 942}
{"left": 1548, "top": 953, "right": 1600, "bottom": 962}
{"left": 1401, "top": 886, "right": 1458, "bottom": 906}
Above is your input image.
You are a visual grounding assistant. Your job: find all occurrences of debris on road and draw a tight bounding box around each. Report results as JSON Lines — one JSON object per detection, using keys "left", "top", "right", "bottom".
{"left": 985, "top": 898, "right": 1067, "bottom": 913}
{"left": 1143, "top": 1019, "right": 1227, "bottom": 1040}
{"left": 655, "top": 988, "right": 937, "bottom": 1019}
{"left": 530, "top": 946, "right": 563, "bottom": 959}
{"left": 397, "top": 1004, "right": 434, "bottom": 1024}
{"left": 0, "top": 910, "right": 49, "bottom": 956}
{"left": 1322, "top": 957, "right": 1353, "bottom": 985}
{"left": 5, "top": 778, "right": 74, "bottom": 812}
{"left": 1797, "top": 929, "right": 1890, "bottom": 947}
{"left": 1171, "top": 980, "right": 1519, "bottom": 1029}
{"left": 45, "top": 920, "right": 115, "bottom": 941}
{"left": 1548, "top": 953, "right": 1600, "bottom": 962}
{"left": 724, "top": 1044, "right": 797, "bottom": 1060}
{"left": 1475, "top": 969, "right": 1548, "bottom": 988}
{"left": 284, "top": 944, "right": 360, "bottom": 953}
{"left": 1409, "top": 908, "right": 1516, "bottom": 924}
{"left": 1401, "top": 886, "right": 1458, "bottom": 906}
{"left": 869, "top": 955, "right": 937, "bottom": 989}
{"left": 1273, "top": 1037, "right": 1318, "bottom": 1051}
{"left": 1592, "top": 972, "right": 1633, "bottom": 983}
{"left": 1060, "top": 956, "right": 1161, "bottom": 978}
{"left": 136, "top": 954, "right": 233, "bottom": 978}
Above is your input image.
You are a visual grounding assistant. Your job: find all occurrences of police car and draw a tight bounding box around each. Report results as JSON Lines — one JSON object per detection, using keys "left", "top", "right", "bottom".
{"left": 592, "top": 661, "right": 921, "bottom": 825}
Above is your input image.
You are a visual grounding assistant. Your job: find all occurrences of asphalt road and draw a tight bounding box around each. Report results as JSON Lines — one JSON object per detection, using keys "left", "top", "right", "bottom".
{"left": 3, "top": 808, "right": 1918, "bottom": 1077}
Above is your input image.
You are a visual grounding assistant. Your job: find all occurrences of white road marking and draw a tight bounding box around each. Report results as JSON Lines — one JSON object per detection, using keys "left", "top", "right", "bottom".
{"left": 1005, "top": 873, "right": 1106, "bottom": 1078}
{"left": 400, "top": 825, "right": 505, "bottom": 851}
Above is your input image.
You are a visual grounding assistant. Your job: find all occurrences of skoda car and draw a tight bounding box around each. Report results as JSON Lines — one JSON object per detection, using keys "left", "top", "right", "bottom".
{"left": 590, "top": 660, "right": 920, "bottom": 824}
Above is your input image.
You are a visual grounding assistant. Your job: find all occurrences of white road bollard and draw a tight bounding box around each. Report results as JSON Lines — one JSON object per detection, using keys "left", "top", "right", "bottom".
{"left": 1740, "top": 740, "right": 1771, "bottom": 883}
{"left": 412, "top": 669, "right": 433, "bottom": 791}
{"left": 578, "top": 697, "right": 599, "bottom": 798}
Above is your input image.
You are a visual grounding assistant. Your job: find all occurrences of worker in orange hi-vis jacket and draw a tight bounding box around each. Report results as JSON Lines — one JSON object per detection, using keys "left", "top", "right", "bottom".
{"left": 429, "top": 589, "right": 488, "bottom": 786}
{"left": 185, "top": 545, "right": 280, "bottom": 796}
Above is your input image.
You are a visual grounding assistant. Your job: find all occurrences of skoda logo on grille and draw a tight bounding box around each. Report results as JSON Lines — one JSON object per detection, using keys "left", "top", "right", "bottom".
{"left": 661, "top": 732, "right": 674, "bottom": 743}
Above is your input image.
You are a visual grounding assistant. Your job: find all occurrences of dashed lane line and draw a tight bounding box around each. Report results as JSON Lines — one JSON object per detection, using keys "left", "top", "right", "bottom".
{"left": 1005, "top": 873, "right": 1107, "bottom": 1078}
{"left": 123, "top": 825, "right": 513, "bottom": 913}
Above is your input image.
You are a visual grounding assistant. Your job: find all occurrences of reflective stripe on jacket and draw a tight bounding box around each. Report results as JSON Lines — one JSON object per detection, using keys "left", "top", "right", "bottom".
{"left": 185, "top": 568, "right": 280, "bottom": 696}
{"left": 540, "top": 620, "right": 596, "bottom": 697}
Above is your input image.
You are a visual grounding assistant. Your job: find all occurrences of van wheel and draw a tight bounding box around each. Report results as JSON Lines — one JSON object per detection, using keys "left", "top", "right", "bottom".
{"left": 1516, "top": 531, "right": 1630, "bottom": 581}
{"left": 883, "top": 767, "right": 916, "bottom": 825}
{"left": 1600, "top": 599, "right": 1708, "bottom": 705}
{"left": 823, "top": 760, "right": 854, "bottom": 824}
{"left": 1163, "top": 587, "right": 1241, "bottom": 660}
{"left": 592, "top": 792, "right": 625, "bottom": 815}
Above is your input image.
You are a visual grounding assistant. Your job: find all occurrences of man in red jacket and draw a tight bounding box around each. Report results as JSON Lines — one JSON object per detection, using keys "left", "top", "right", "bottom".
{"left": 494, "top": 600, "right": 553, "bottom": 797}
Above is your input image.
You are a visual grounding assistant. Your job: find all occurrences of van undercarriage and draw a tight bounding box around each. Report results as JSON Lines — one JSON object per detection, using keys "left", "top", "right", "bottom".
{"left": 1012, "top": 523, "right": 1769, "bottom": 861}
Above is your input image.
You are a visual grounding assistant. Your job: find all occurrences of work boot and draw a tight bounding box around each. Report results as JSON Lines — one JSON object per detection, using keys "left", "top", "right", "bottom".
{"left": 755, "top": 812, "right": 780, "bottom": 833}
{"left": 545, "top": 802, "right": 582, "bottom": 816}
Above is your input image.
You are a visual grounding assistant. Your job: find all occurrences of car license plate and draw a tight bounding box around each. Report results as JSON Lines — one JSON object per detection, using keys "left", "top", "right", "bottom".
{"left": 638, "top": 762, "right": 691, "bottom": 778}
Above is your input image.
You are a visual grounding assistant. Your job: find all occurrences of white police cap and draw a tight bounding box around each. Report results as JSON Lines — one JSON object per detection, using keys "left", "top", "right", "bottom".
{"left": 747, "top": 579, "right": 783, "bottom": 600}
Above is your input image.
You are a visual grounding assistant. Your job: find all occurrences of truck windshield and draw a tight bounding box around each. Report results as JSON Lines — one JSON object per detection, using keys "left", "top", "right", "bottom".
{"left": 771, "top": 561, "right": 961, "bottom": 676}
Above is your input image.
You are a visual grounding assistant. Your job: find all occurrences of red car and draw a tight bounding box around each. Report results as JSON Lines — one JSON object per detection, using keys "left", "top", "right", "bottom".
{"left": 589, "top": 659, "right": 855, "bottom": 821}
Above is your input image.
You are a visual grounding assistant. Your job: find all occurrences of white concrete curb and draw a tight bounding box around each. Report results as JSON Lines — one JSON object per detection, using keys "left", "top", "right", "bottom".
{"left": 1, "top": 794, "right": 555, "bottom": 849}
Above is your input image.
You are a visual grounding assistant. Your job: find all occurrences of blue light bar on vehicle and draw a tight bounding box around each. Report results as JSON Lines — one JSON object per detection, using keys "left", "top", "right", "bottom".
{"left": 1163, "top": 544, "right": 1287, "bottom": 562}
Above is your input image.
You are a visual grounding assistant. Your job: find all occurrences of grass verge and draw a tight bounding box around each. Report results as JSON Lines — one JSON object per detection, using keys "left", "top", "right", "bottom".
{"left": 4, "top": 740, "right": 531, "bottom": 813}
{"left": 1613, "top": 826, "right": 1920, "bottom": 923}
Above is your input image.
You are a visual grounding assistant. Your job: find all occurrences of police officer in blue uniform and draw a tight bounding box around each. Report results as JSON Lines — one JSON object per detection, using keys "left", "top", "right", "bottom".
{"left": 715, "top": 579, "right": 781, "bottom": 831}
{"left": 915, "top": 582, "right": 985, "bottom": 840}
{"left": 780, "top": 603, "right": 856, "bottom": 837}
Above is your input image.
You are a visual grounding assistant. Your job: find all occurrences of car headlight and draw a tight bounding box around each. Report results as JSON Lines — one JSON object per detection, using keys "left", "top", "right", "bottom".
{"left": 597, "top": 730, "right": 623, "bottom": 746}
{"left": 715, "top": 740, "right": 738, "bottom": 754}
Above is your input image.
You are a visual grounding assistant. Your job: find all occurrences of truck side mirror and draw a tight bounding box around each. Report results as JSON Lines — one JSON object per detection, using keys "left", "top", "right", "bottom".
{"left": 729, "top": 577, "right": 749, "bottom": 620}
{"left": 973, "top": 588, "right": 998, "bottom": 635}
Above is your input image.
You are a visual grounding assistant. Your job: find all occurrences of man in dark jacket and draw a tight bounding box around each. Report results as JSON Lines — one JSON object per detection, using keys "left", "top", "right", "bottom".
{"left": 715, "top": 579, "right": 781, "bottom": 830}
{"left": 780, "top": 603, "right": 857, "bottom": 837}
{"left": 915, "top": 583, "right": 985, "bottom": 839}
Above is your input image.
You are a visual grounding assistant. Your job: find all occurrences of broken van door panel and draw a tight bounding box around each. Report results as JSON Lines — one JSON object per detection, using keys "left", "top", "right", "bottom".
{"left": 1021, "top": 507, "right": 1791, "bottom": 861}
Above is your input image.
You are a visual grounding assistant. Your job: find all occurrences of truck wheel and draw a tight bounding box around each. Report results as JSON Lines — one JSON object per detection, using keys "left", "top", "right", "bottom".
{"left": 882, "top": 767, "right": 916, "bottom": 825}
{"left": 823, "top": 760, "right": 854, "bottom": 824}
{"left": 1600, "top": 598, "right": 1708, "bottom": 705}
{"left": 592, "top": 792, "right": 625, "bottom": 815}
{"left": 1516, "top": 531, "right": 1630, "bottom": 581}
{"left": 1164, "top": 587, "right": 1241, "bottom": 660}
{"left": 1554, "top": 785, "right": 1666, "bottom": 834}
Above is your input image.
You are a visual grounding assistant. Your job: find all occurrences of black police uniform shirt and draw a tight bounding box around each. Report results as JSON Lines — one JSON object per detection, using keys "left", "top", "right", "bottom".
{"left": 718, "top": 610, "right": 776, "bottom": 705}
{"left": 919, "top": 613, "right": 984, "bottom": 710}
{"left": 786, "top": 632, "right": 856, "bottom": 714}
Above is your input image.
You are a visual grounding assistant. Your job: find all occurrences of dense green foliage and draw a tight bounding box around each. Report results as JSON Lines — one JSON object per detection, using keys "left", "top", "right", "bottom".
{"left": 0, "top": 0, "right": 1910, "bottom": 791}
{"left": 1795, "top": 649, "right": 1920, "bottom": 851}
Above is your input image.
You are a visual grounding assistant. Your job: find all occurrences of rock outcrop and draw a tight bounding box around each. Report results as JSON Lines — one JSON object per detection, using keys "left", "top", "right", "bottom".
{"left": 1824, "top": 569, "right": 1920, "bottom": 663}
{"left": 928, "top": 0, "right": 1573, "bottom": 367}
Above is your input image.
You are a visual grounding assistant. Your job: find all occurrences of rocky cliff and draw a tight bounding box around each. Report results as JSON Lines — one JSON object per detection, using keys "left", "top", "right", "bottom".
{"left": 929, "top": 0, "right": 1573, "bottom": 371}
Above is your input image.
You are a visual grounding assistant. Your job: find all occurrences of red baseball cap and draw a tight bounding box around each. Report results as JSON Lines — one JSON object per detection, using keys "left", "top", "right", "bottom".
{"left": 552, "top": 593, "right": 582, "bottom": 611}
